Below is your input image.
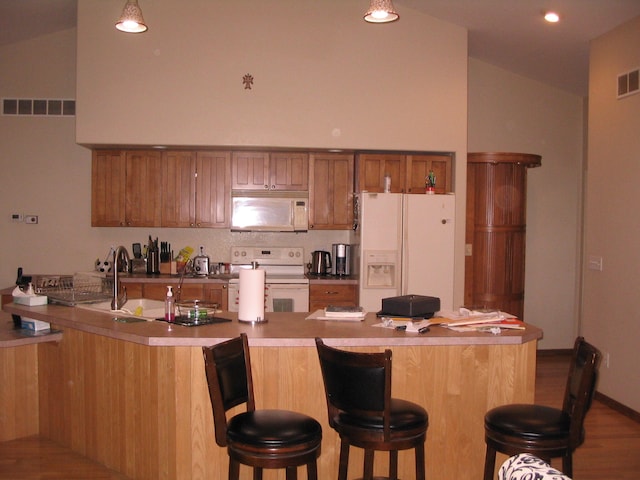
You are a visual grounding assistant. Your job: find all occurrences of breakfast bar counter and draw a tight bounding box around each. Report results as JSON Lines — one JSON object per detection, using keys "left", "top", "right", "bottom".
{"left": 3, "top": 302, "right": 542, "bottom": 480}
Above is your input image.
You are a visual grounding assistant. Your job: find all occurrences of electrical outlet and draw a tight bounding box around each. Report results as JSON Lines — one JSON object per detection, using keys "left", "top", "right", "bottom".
{"left": 465, "top": 244, "right": 473, "bottom": 256}
{"left": 24, "top": 215, "right": 38, "bottom": 224}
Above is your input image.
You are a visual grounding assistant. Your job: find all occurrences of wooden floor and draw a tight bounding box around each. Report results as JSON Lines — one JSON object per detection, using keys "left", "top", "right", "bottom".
{"left": 1, "top": 352, "right": 639, "bottom": 479}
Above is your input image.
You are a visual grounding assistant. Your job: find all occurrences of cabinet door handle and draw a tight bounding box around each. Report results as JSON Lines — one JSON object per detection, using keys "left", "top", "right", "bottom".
{"left": 325, "top": 291, "right": 339, "bottom": 295}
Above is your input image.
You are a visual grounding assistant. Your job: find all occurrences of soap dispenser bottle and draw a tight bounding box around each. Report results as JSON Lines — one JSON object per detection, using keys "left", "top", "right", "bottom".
{"left": 165, "top": 286, "right": 175, "bottom": 322}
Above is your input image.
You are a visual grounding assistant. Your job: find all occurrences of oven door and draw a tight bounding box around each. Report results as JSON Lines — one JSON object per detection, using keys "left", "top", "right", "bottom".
{"left": 265, "top": 283, "right": 309, "bottom": 313}
{"left": 227, "top": 282, "right": 309, "bottom": 313}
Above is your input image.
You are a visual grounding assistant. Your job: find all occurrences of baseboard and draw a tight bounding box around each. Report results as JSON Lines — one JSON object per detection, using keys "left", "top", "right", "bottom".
{"left": 595, "top": 391, "right": 640, "bottom": 423}
{"left": 536, "top": 349, "right": 640, "bottom": 423}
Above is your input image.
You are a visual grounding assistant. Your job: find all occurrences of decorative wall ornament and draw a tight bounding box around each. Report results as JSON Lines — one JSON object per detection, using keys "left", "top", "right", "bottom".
{"left": 243, "top": 74, "right": 254, "bottom": 90}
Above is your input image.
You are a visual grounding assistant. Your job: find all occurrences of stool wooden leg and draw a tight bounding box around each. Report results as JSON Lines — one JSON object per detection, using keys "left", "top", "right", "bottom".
{"left": 363, "top": 449, "right": 375, "bottom": 480}
{"left": 252, "top": 467, "right": 263, "bottom": 480}
{"left": 415, "top": 443, "right": 426, "bottom": 480}
{"left": 307, "top": 459, "right": 318, "bottom": 480}
{"left": 562, "top": 453, "right": 573, "bottom": 478}
{"left": 229, "top": 458, "right": 240, "bottom": 480}
{"left": 338, "top": 439, "right": 350, "bottom": 480}
{"left": 285, "top": 466, "right": 297, "bottom": 480}
{"left": 483, "top": 445, "right": 497, "bottom": 480}
{"left": 389, "top": 450, "right": 398, "bottom": 480}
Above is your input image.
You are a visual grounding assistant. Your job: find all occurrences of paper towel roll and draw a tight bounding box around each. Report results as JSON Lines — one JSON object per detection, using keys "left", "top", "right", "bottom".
{"left": 238, "top": 268, "right": 266, "bottom": 323}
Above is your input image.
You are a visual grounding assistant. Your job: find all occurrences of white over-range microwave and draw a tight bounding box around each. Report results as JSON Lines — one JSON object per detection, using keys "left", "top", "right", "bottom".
{"left": 231, "top": 191, "right": 309, "bottom": 232}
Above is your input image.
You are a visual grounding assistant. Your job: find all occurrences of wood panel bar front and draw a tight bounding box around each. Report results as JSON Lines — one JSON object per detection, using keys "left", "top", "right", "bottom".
{"left": 3, "top": 303, "right": 540, "bottom": 479}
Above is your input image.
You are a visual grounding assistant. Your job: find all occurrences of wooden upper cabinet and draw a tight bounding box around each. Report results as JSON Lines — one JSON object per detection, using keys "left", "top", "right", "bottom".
{"left": 162, "top": 151, "right": 197, "bottom": 227}
{"left": 195, "top": 151, "right": 231, "bottom": 228}
{"left": 92, "top": 149, "right": 162, "bottom": 227}
{"left": 357, "top": 153, "right": 452, "bottom": 194}
{"left": 269, "top": 152, "right": 309, "bottom": 190}
{"left": 406, "top": 154, "right": 453, "bottom": 194}
{"left": 231, "top": 151, "right": 269, "bottom": 190}
{"left": 357, "top": 153, "right": 405, "bottom": 193}
{"left": 232, "top": 151, "right": 308, "bottom": 191}
{"left": 309, "top": 152, "right": 354, "bottom": 230}
{"left": 92, "top": 150, "right": 126, "bottom": 226}
{"left": 124, "top": 150, "right": 163, "bottom": 227}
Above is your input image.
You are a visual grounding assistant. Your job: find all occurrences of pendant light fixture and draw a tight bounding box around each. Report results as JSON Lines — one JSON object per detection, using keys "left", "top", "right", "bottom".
{"left": 115, "top": 0, "right": 148, "bottom": 33}
{"left": 364, "top": 0, "right": 399, "bottom": 23}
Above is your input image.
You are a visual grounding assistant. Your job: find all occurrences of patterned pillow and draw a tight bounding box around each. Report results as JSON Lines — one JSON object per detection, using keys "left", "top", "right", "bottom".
{"left": 499, "top": 453, "right": 572, "bottom": 480}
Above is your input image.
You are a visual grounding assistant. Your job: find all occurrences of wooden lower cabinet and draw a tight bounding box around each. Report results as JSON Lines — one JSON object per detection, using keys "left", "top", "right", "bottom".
{"left": 309, "top": 283, "right": 358, "bottom": 311}
{"left": 203, "top": 283, "right": 228, "bottom": 310}
{"left": 0, "top": 343, "right": 39, "bottom": 441}
{"left": 122, "top": 281, "right": 228, "bottom": 310}
{"left": 33, "top": 329, "right": 537, "bottom": 480}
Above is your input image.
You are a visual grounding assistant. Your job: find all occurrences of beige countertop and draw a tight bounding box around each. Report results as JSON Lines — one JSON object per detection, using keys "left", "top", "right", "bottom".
{"left": 118, "top": 273, "right": 359, "bottom": 284}
{"left": 3, "top": 302, "right": 542, "bottom": 348}
{"left": 0, "top": 310, "right": 63, "bottom": 347}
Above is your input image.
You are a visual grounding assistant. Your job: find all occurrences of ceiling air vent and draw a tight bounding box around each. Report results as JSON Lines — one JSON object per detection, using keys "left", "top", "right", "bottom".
{"left": 2, "top": 98, "right": 75, "bottom": 116}
{"left": 617, "top": 68, "right": 639, "bottom": 99}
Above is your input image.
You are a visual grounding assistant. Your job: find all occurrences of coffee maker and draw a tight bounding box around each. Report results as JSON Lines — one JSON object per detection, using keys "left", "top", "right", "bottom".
{"left": 332, "top": 243, "right": 351, "bottom": 276}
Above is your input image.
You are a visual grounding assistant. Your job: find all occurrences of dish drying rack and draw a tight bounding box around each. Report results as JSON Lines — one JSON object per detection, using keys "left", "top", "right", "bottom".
{"left": 38, "top": 273, "right": 114, "bottom": 306}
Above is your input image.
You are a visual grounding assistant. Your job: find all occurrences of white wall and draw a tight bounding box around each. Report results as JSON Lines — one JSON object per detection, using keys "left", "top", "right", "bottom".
{"left": 467, "top": 59, "right": 585, "bottom": 349}
{"left": 583, "top": 16, "right": 640, "bottom": 411}
{"left": 76, "top": 0, "right": 467, "bottom": 153}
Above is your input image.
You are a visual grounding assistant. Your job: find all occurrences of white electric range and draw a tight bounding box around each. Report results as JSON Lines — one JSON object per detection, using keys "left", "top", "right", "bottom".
{"left": 228, "top": 246, "right": 309, "bottom": 313}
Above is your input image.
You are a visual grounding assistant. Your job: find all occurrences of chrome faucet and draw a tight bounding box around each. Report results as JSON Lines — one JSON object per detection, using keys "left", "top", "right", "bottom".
{"left": 111, "top": 245, "right": 130, "bottom": 310}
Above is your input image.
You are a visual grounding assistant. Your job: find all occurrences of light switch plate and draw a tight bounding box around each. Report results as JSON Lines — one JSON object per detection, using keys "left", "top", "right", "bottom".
{"left": 587, "top": 255, "right": 603, "bottom": 271}
{"left": 25, "top": 215, "right": 38, "bottom": 224}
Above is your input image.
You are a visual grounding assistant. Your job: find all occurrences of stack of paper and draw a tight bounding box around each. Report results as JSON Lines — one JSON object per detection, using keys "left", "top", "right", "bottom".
{"left": 324, "top": 306, "right": 365, "bottom": 319}
{"left": 306, "top": 307, "right": 366, "bottom": 322}
{"left": 437, "top": 308, "right": 524, "bottom": 331}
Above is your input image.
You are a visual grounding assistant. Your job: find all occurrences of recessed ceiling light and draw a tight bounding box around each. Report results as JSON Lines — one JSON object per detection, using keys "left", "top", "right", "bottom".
{"left": 544, "top": 11, "right": 560, "bottom": 23}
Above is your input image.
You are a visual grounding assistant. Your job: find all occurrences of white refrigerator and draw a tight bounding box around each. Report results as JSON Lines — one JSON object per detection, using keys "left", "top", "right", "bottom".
{"left": 357, "top": 192, "right": 455, "bottom": 313}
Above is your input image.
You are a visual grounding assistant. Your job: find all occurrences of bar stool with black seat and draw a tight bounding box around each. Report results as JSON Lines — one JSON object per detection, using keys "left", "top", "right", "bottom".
{"left": 203, "top": 333, "right": 322, "bottom": 480}
{"left": 483, "top": 336, "right": 601, "bottom": 480}
{"left": 315, "top": 337, "right": 428, "bottom": 480}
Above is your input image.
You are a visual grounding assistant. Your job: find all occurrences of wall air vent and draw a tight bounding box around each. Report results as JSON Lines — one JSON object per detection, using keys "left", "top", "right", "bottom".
{"left": 2, "top": 98, "right": 75, "bottom": 116}
{"left": 617, "top": 68, "right": 639, "bottom": 99}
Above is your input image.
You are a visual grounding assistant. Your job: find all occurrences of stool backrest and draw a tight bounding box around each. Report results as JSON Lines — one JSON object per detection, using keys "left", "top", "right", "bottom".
{"left": 563, "top": 336, "right": 601, "bottom": 449}
{"left": 203, "top": 334, "right": 256, "bottom": 447}
{"left": 315, "top": 338, "right": 393, "bottom": 440}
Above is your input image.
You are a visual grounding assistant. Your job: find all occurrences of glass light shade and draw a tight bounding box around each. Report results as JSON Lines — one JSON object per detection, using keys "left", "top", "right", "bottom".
{"left": 364, "top": 0, "right": 399, "bottom": 23}
{"left": 116, "top": 0, "right": 148, "bottom": 33}
{"left": 544, "top": 11, "right": 560, "bottom": 23}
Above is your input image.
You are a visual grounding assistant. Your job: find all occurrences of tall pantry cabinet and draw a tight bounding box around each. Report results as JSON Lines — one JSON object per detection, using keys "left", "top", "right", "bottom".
{"left": 465, "top": 152, "right": 541, "bottom": 320}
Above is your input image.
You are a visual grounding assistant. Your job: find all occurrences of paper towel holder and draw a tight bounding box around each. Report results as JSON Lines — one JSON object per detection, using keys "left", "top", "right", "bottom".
{"left": 238, "top": 262, "right": 268, "bottom": 324}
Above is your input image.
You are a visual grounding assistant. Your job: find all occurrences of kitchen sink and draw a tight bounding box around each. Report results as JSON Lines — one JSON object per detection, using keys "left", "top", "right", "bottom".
{"left": 76, "top": 298, "right": 166, "bottom": 321}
